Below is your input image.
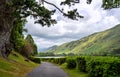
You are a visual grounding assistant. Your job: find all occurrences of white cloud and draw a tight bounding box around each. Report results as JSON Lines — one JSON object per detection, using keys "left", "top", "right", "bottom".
{"left": 25, "top": 0, "right": 120, "bottom": 51}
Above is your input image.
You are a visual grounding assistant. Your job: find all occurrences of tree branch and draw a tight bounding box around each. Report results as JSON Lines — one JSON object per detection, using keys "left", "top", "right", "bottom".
{"left": 43, "top": 0, "right": 64, "bottom": 14}
{"left": 43, "top": 0, "right": 83, "bottom": 20}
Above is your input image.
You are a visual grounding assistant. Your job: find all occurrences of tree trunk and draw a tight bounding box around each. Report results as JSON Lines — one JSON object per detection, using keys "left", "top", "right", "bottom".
{"left": 0, "top": 0, "right": 15, "bottom": 58}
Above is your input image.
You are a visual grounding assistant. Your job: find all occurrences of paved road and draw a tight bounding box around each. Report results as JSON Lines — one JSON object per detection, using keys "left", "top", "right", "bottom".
{"left": 27, "top": 62, "right": 69, "bottom": 77}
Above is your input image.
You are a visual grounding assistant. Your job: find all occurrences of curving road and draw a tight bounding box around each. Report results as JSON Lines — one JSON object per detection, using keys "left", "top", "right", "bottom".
{"left": 27, "top": 62, "right": 69, "bottom": 77}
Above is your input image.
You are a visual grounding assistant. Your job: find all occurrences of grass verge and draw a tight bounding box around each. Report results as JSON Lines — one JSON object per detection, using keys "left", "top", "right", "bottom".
{"left": 0, "top": 50, "right": 39, "bottom": 77}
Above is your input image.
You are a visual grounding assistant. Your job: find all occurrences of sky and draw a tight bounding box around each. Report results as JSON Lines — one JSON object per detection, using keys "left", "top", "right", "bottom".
{"left": 25, "top": 0, "right": 120, "bottom": 51}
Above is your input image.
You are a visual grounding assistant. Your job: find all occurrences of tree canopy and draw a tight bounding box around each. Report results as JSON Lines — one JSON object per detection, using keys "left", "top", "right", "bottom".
{"left": 9, "top": 0, "right": 120, "bottom": 27}
{"left": 102, "top": 0, "right": 120, "bottom": 9}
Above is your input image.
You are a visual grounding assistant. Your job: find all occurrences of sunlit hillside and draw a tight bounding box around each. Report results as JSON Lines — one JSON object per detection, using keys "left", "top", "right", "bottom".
{"left": 44, "top": 24, "right": 120, "bottom": 55}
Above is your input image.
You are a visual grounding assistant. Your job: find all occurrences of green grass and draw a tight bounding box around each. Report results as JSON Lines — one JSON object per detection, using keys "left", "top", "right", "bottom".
{"left": 0, "top": 57, "right": 14, "bottom": 77}
{"left": 60, "top": 63, "right": 88, "bottom": 77}
{"left": 0, "top": 70, "right": 13, "bottom": 77}
{"left": 0, "top": 50, "right": 39, "bottom": 77}
{"left": 9, "top": 51, "right": 37, "bottom": 67}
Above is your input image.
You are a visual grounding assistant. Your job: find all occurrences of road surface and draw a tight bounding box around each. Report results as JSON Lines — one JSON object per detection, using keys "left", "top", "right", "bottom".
{"left": 27, "top": 62, "right": 69, "bottom": 77}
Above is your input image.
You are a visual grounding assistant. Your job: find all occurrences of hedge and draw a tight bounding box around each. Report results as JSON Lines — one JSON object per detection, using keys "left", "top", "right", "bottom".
{"left": 40, "top": 57, "right": 66, "bottom": 65}
{"left": 66, "top": 58, "right": 76, "bottom": 69}
{"left": 76, "top": 57, "right": 86, "bottom": 72}
{"left": 86, "top": 57, "right": 120, "bottom": 77}
{"left": 40, "top": 56, "right": 120, "bottom": 77}
{"left": 29, "top": 57, "right": 41, "bottom": 64}
{"left": 52, "top": 58, "right": 66, "bottom": 65}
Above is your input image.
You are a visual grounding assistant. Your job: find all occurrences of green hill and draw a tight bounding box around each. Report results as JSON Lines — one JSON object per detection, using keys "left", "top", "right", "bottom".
{"left": 45, "top": 24, "right": 120, "bottom": 55}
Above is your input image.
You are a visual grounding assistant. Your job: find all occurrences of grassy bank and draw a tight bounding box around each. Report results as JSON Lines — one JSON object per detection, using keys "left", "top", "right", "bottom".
{"left": 0, "top": 51, "right": 39, "bottom": 77}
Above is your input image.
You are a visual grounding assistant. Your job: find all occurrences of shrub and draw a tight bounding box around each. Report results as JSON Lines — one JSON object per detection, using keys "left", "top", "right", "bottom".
{"left": 58, "top": 58, "right": 66, "bottom": 65}
{"left": 52, "top": 58, "right": 66, "bottom": 65}
{"left": 86, "top": 57, "right": 120, "bottom": 77}
{"left": 53, "top": 58, "right": 59, "bottom": 64}
{"left": 66, "top": 58, "right": 76, "bottom": 69}
{"left": 102, "top": 60, "right": 120, "bottom": 77}
{"left": 87, "top": 59, "right": 103, "bottom": 77}
{"left": 48, "top": 58, "right": 53, "bottom": 62}
{"left": 76, "top": 57, "right": 86, "bottom": 72}
{"left": 29, "top": 57, "right": 41, "bottom": 64}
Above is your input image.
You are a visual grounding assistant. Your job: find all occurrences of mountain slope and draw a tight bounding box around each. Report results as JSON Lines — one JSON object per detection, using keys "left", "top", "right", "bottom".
{"left": 45, "top": 24, "right": 120, "bottom": 55}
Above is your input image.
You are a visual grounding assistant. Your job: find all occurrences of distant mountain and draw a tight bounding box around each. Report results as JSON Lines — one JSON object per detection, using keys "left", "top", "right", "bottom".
{"left": 47, "top": 45, "right": 58, "bottom": 51}
{"left": 39, "top": 48, "right": 48, "bottom": 52}
{"left": 40, "top": 45, "right": 58, "bottom": 52}
{"left": 44, "top": 24, "right": 120, "bottom": 55}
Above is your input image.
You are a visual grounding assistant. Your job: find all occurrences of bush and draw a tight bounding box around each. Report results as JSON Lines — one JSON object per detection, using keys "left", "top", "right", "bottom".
{"left": 58, "top": 58, "right": 66, "bottom": 65}
{"left": 40, "top": 56, "right": 120, "bottom": 77}
{"left": 29, "top": 57, "right": 41, "bottom": 64}
{"left": 52, "top": 58, "right": 66, "bottom": 65}
{"left": 53, "top": 58, "right": 59, "bottom": 64}
{"left": 86, "top": 57, "right": 120, "bottom": 77}
{"left": 87, "top": 59, "right": 103, "bottom": 77}
{"left": 48, "top": 58, "right": 54, "bottom": 62}
{"left": 76, "top": 57, "right": 86, "bottom": 72}
{"left": 66, "top": 58, "right": 76, "bottom": 69}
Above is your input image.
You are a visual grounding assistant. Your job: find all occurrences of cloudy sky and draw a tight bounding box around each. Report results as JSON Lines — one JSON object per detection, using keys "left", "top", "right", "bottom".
{"left": 25, "top": 0, "right": 120, "bottom": 51}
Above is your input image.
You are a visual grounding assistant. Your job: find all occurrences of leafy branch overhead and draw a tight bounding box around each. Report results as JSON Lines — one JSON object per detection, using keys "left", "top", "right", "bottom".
{"left": 10, "top": 0, "right": 56, "bottom": 27}
{"left": 43, "top": 0, "right": 84, "bottom": 20}
{"left": 9, "top": 0, "right": 84, "bottom": 27}
{"left": 10, "top": 0, "right": 120, "bottom": 27}
{"left": 102, "top": 0, "right": 120, "bottom": 9}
